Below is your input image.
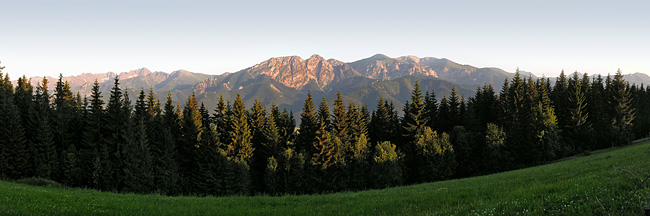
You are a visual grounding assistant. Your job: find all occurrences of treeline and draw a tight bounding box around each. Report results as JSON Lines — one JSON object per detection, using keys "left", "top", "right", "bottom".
{"left": 0, "top": 64, "right": 649, "bottom": 196}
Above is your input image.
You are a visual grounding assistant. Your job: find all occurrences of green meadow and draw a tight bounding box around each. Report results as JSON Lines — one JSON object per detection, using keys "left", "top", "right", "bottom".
{"left": 2, "top": 140, "right": 650, "bottom": 215}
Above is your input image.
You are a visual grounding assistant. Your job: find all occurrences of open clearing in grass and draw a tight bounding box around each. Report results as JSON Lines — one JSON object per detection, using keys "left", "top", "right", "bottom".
{"left": 2, "top": 140, "right": 650, "bottom": 215}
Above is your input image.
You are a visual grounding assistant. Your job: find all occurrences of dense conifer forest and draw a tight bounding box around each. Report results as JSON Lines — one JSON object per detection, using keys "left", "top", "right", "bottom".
{"left": 1, "top": 62, "right": 648, "bottom": 196}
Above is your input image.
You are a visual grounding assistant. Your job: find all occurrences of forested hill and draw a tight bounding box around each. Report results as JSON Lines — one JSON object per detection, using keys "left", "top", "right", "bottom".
{"left": 1, "top": 61, "right": 649, "bottom": 196}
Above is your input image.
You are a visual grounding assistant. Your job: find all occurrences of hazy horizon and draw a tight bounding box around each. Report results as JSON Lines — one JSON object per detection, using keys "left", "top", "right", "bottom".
{"left": 1, "top": 0, "right": 649, "bottom": 78}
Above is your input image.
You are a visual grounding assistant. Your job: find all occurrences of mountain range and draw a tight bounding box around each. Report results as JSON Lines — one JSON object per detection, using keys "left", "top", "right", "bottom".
{"left": 13, "top": 54, "right": 650, "bottom": 116}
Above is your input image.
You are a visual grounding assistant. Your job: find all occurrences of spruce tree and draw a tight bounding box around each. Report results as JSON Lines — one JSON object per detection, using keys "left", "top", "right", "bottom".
{"left": 61, "top": 143, "right": 80, "bottom": 186}
{"left": 448, "top": 86, "right": 460, "bottom": 129}
{"left": 588, "top": 75, "right": 610, "bottom": 148}
{"left": 567, "top": 72, "right": 593, "bottom": 152}
{"left": 317, "top": 96, "right": 331, "bottom": 130}
{"left": 0, "top": 73, "right": 29, "bottom": 179}
{"left": 104, "top": 78, "right": 130, "bottom": 191}
{"left": 297, "top": 91, "right": 318, "bottom": 156}
{"left": 80, "top": 80, "right": 104, "bottom": 188}
{"left": 119, "top": 91, "right": 142, "bottom": 192}
{"left": 609, "top": 69, "right": 636, "bottom": 145}
{"left": 249, "top": 98, "right": 267, "bottom": 192}
{"left": 370, "top": 97, "right": 392, "bottom": 144}
{"left": 156, "top": 92, "right": 180, "bottom": 194}
{"left": 401, "top": 81, "right": 427, "bottom": 147}
{"left": 437, "top": 96, "right": 450, "bottom": 132}
{"left": 31, "top": 78, "right": 57, "bottom": 179}
{"left": 332, "top": 91, "right": 349, "bottom": 148}
{"left": 552, "top": 70, "right": 570, "bottom": 133}
{"left": 179, "top": 92, "right": 203, "bottom": 193}
{"left": 278, "top": 108, "right": 295, "bottom": 145}
{"left": 531, "top": 77, "right": 561, "bottom": 162}
{"left": 424, "top": 90, "right": 438, "bottom": 130}
{"left": 134, "top": 89, "right": 154, "bottom": 192}
{"left": 53, "top": 75, "right": 75, "bottom": 158}
{"left": 229, "top": 94, "right": 254, "bottom": 166}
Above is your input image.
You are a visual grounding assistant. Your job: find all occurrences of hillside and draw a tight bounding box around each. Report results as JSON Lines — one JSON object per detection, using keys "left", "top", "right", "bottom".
{"left": 2, "top": 140, "right": 649, "bottom": 215}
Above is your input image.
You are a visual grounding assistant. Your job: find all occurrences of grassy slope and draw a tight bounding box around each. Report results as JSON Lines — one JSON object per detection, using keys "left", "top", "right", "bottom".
{"left": 2, "top": 141, "right": 650, "bottom": 215}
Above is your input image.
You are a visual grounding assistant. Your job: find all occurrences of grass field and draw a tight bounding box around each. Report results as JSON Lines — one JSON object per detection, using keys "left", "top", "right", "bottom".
{"left": 2, "top": 140, "right": 650, "bottom": 215}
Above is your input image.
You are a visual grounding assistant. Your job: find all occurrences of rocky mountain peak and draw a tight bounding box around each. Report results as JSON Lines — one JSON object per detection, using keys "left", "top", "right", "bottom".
{"left": 399, "top": 55, "right": 421, "bottom": 64}
{"left": 117, "top": 67, "right": 152, "bottom": 79}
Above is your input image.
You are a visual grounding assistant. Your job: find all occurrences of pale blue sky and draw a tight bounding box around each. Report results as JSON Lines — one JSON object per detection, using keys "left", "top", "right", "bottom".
{"left": 1, "top": 0, "right": 649, "bottom": 78}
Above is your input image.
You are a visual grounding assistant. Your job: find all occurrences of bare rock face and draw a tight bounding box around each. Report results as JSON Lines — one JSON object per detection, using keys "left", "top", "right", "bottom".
{"left": 407, "top": 57, "right": 477, "bottom": 82}
{"left": 351, "top": 55, "right": 438, "bottom": 80}
{"left": 246, "top": 54, "right": 337, "bottom": 89}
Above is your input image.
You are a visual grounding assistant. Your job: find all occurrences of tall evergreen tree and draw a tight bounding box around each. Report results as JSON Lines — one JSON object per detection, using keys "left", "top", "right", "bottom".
{"left": 229, "top": 94, "right": 254, "bottom": 166}
{"left": 30, "top": 77, "right": 57, "bottom": 179}
{"left": 552, "top": 70, "right": 570, "bottom": 133}
{"left": 133, "top": 89, "right": 154, "bottom": 192}
{"left": 0, "top": 72, "right": 29, "bottom": 179}
{"left": 332, "top": 91, "right": 349, "bottom": 147}
{"left": 317, "top": 96, "right": 331, "bottom": 130}
{"left": 80, "top": 80, "right": 104, "bottom": 187}
{"left": 370, "top": 97, "right": 392, "bottom": 144}
{"left": 424, "top": 90, "right": 438, "bottom": 130}
{"left": 567, "top": 72, "right": 593, "bottom": 152}
{"left": 53, "top": 74, "right": 75, "bottom": 155}
{"left": 179, "top": 92, "right": 203, "bottom": 193}
{"left": 401, "top": 81, "right": 427, "bottom": 147}
{"left": 249, "top": 98, "right": 268, "bottom": 192}
{"left": 587, "top": 75, "right": 610, "bottom": 148}
{"left": 297, "top": 91, "right": 318, "bottom": 156}
{"left": 609, "top": 69, "right": 636, "bottom": 145}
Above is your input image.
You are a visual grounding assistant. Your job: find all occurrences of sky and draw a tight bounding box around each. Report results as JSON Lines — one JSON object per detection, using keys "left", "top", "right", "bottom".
{"left": 1, "top": 0, "right": 649, "bottom": 79}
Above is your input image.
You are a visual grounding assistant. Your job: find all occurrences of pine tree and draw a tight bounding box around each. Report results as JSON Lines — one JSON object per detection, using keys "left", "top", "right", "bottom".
{"left": 134, "top": 89, "right": 153, "bottom": 192}
{"left": 179, "top": 92, "right": 203, "bottom": 193}
{"left": 567, "top": 72, "right": 593, "bottom": 152}
{"left": 192, "top": 116, "right": 223, "bottom": 196}
{"left": 297, "top": 91, "right": 318, "bottom": 156}
{"left": 609, "top": 69, "right": 636, "bottom": 145}
{"left": 61, "top": 143, "right": 80, "bottom": 186}
{"left": 104, "top": 78, "right": 130, "bottom": 191}
{"left": 80, "top": 80, "right": 104, "bottom": 188}
{"left": 532, "top": 77, "right": 561, "bottom": 162}
{"left": 437, "top": 96, "right": 451, "bottom": 132}
{"left": 30, "top": 77, "right": 57, "bottom": 179}
{"left": 119, "top": 91, "right": 142, "bottom": 192}
{"left": 588, "top": 75, "right": 610, "bottom": 148}
{"left": 146, "top": 88, "right": 161, "bottom": 118}
{"left": 53, "top": 74, "right": 75, "bottom": 158}
{"left": 249, "top": 98, "right": 267, "bottom": 192}
{"left": 347, "top": 102, "right": 367, "bottom": 149}
{"left": 280, "top": 109, "right": 296, "bottom": 145}
{"left": 229, "top": 94, "right": 254, "bottom": 166}
{"left": 448, "top": 86, "right": 460, "bottom": 129}
{"left": 213, "top": 95, "right": 229, "bottom": 146}
{"left": 402, "top": 81, "right": 427, "bottom": 147}
{"left": 198, "top": 103, "right": 211, "bottom": 128}
{"left": 317, "top": 96, "right": 331, "bottom": 130}
{"left": 154, "top": 92, "right": 179, "bottom": 194}
{"left": 424, "top": 90, "right": 438, "bottom": 130}
{"left": 263, "top": 113, "right": 283, "bottom": 157}
{"left": 552, "top": 70, "right": 570, "bottom": 134}
{"left": 370, "top": 97, "right": 392, "bottom": 144}
{"left": 332, "top": 91, "right": 349, "bottom": 148}
{"left": 0, "top": 73, "right": 29, "bottom": 179}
